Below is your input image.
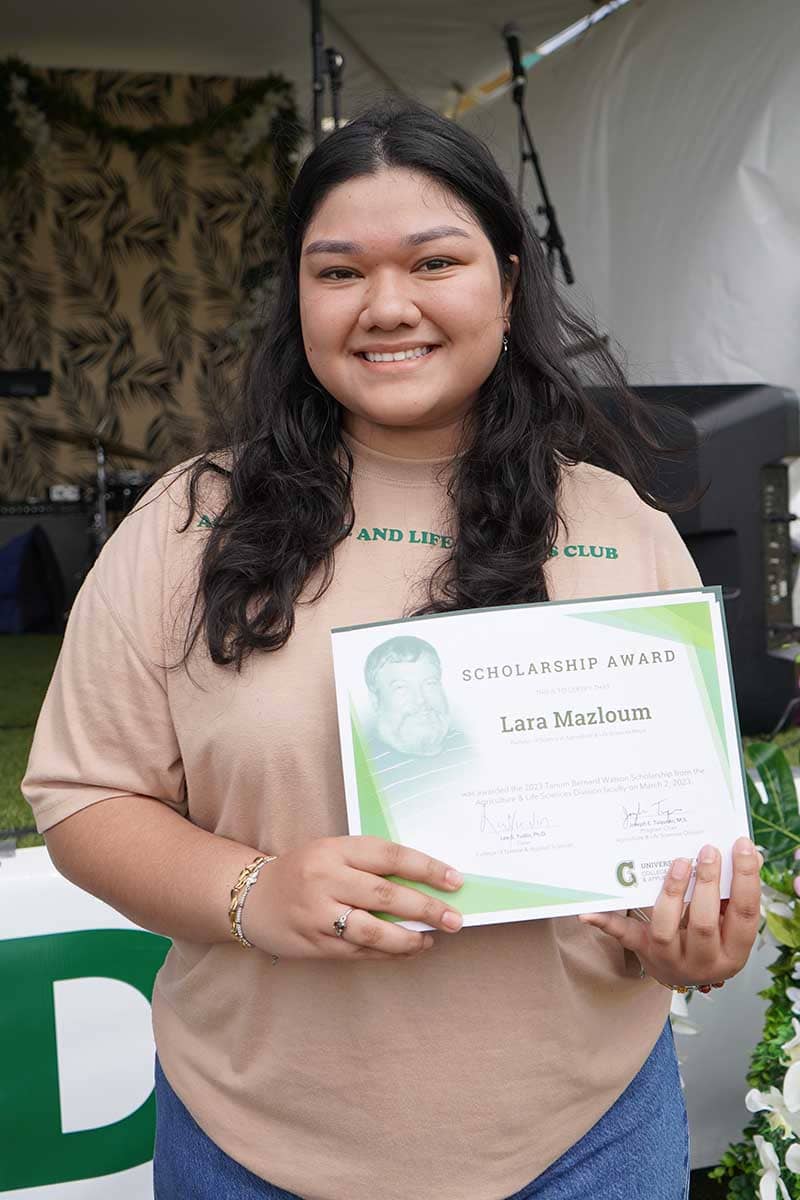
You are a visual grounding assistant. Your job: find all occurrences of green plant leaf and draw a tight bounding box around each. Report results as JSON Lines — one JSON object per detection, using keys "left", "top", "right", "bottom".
{"left": 765, "top": 909, "right": 800, "bottom": 948}
{"left": 748, "top": 742, "right": 800, "bottom": 865}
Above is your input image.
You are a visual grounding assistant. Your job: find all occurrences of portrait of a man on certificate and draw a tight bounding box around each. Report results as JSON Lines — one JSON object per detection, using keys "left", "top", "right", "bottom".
{"left": 362, "top": 635, "right": 474, "bottom": 814}
{"left": 331, "top": 588, "right": 752, "bottom": 930}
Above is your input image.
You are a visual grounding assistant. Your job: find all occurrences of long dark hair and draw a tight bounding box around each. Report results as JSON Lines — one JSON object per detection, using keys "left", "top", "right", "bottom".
{"left": 178, "top": 96, "right": 683, "bottom": 670}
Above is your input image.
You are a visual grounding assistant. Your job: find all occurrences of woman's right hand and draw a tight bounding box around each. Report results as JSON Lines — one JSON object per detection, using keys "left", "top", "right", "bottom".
{"left": 241, "top": 836, "right": 465, "bottom": 960}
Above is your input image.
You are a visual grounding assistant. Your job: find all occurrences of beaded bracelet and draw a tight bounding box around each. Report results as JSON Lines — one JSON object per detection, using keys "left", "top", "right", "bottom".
{"left": 228, "top": 854, "right": 278, "bottom": 954}
{"left": 629, "top": 908, "right": 725, "bottom": 994}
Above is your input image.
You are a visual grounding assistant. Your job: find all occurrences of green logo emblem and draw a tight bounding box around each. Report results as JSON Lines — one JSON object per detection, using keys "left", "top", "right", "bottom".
{"left": 616, "top": 860, "right": 637, "bottom": 887}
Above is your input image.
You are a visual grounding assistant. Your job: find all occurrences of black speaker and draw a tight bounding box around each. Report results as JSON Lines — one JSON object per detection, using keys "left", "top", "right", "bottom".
{"left": 0, "top": 510, "right": 89, "bottom": 609}
{"left": 0, "top": 524, "right": 66, "bottom": 633}
{"left": 589, "top": 383, "right": 800, "bottom": 735}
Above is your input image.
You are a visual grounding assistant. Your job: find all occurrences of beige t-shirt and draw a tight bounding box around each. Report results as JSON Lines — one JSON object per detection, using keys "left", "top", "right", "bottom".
{"left": 23, "top": 435, "right": 701, "bottom": 1200}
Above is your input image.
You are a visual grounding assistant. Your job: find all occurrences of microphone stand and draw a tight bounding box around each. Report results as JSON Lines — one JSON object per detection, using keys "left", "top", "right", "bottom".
{"left": 310, "top": 0, "right": 346, "bottom": 145}
{"left": 326, "top": 48, "right": 345, "bottom": 131}
{"left": 310, "top": 0, "right": 326, "bottom": 146}
{"left": 509, "top": 71, "right": 574, "bottom": 285}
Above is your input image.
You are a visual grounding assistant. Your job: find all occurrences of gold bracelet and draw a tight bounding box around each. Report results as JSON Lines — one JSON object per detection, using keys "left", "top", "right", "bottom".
{"left": 228, "top": 854, "right": 277, "bottom": 952}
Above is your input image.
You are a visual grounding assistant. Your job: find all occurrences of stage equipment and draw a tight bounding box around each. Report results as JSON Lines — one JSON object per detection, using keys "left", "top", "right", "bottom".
{"left": 0, "top": 524, "right": 65, "bottom": 634}
{"left": 0, "top": 369, "right": 51, "bottom": 398}
{"left": 310, "top": 0, "right": 346, "bottom": 146}
{"left": 30, "top": 424, "right": 155, "bottom": 563}
{"left": 588, "top": 383, "right": 800, "bottom": 735}
{"left": 0, "top": 505, "right": 90, "bottom": 609}
{"left": 502, "top": 22, "right": 573, "bottom": 285}
{"left": 326, "top": 48, "right": 345, "bottom": 132}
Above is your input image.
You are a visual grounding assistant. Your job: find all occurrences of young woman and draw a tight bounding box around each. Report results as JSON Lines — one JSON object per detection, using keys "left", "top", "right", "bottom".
{"left": 23, "top": 98, "right": 761, "bottom": 1200}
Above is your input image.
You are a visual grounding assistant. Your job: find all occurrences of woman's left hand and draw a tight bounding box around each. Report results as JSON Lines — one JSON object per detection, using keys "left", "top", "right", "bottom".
{"left": 578, "top": 836, "right": 763, "bottom": 988}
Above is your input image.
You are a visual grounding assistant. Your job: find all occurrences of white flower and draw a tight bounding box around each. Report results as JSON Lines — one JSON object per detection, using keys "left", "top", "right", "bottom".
{"left": 787, "top": 1142, "right": 800, "bottom": 1173}
{"left": 747, "top": 1064, "right": 800, "bottom": 1139}
{"left": 787, "top": 988, "right": 800, "bottom": 1016}
{"left": 754, "top": 1135, "right": 791, "bottom": 1199}
{"left": 783, "top": 1019, "right": 800, "bottom": 1064}
{"left": 669, "top": 991, "right": 699, "bottom": 1037}
{"left": 757, "top": 887, "right": 795, "bottom": 948}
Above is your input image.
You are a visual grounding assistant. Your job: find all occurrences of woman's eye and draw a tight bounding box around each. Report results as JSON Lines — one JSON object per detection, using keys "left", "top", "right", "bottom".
{"left": 419, "top": 258, "right": 454, "bottom": 271}
{"left": 319, "top": 268, "right": 357, "bottom": 280}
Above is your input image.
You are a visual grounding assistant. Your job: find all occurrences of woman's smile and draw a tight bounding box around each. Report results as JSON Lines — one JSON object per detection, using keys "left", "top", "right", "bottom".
{"left": 354, "top": 344, "right": 440, "bottom": 369}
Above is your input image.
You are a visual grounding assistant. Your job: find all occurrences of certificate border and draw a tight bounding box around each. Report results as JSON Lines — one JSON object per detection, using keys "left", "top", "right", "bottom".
{"left": 714, "top": 588, "right": 754, "bottom": 841}
{"left": 332, "top": 585, "right": 719, "bottom": 635}
{"left": 331, "top": 586, "right": 753, "bottom": 922}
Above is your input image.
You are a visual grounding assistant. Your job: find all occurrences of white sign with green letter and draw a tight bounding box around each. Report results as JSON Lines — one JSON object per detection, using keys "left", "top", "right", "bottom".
{"left": 0, "top": 847, "right": 168, "bottom": 1197}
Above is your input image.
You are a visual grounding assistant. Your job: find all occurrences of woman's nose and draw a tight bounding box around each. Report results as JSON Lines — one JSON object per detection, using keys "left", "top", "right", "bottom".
{"left": 358, "top": 271, "right": 421, "bottom": 331}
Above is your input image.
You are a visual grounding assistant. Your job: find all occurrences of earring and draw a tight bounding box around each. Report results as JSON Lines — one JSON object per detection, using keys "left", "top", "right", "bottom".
{"left": 502, "top": 333, "right": 509, "bottom": 353}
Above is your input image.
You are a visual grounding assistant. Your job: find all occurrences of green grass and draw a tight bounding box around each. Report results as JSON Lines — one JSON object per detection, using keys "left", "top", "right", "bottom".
{"left": 1, "top": 634, "right": 62, "bottom": 847}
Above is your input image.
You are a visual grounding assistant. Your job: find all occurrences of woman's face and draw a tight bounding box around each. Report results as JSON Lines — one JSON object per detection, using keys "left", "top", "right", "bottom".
{"left": 298, "top": 167, "right": 516, "bottom": 455}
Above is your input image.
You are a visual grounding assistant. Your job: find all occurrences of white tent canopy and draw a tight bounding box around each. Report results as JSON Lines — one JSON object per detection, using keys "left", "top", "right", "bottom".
{"left": 463, "top": 0, "right": 800, "bottom": 405}
{"left": 2, "top": 0, "right": 594, "bottom": 112}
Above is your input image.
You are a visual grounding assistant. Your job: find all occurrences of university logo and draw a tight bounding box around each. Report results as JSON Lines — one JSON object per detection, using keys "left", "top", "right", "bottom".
{"left": 616, "top": 860, "right": 638, "bottom": 887}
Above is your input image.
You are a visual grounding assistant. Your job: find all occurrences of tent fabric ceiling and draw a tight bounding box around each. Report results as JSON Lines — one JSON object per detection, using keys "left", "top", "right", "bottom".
{"left": 3, "top": 0, "right": 599, "bottom": 112}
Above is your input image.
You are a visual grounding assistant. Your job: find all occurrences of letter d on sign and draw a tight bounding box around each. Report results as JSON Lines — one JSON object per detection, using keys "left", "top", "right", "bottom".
{"left": 0, "top": 928, "right": 169, "bottom": 1190}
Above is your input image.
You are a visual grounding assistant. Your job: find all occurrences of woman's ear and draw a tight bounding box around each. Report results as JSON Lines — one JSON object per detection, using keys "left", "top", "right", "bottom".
{"left": 503, "top": 254, "right": 520, "bottom": 320}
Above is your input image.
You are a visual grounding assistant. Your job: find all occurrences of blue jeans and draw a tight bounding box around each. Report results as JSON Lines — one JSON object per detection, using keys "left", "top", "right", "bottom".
{"left": 153, "top": 1021, "right": 689, "bottom": 1200}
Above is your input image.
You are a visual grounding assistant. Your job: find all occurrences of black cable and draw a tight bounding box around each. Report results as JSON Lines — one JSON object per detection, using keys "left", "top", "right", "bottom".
{"left": 768, "top": 696, "right": 800, "bottom": 740}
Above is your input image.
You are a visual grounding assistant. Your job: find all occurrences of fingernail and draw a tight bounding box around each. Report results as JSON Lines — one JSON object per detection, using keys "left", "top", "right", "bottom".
{"left": 445, "top": 869, "right": 463, "bottom": 888}
{"left": 698, "top": 844, "right": 717, "bottom": 864}
{"left": 734, "top": 837, "right": 755, "bottom": 855}
{"left": 442, "top": 911, "right": 463, "bottom": 931}
{"left": 671, "top": 858, "right": 691, "bottom": 879}
{"left": 423, "top": 935, "right": 435, "bottom": 950}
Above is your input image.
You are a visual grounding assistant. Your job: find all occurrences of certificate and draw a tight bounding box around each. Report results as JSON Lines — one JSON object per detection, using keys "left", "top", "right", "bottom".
{"left": 330, "top": 588, "right": 752, "bottom": 928}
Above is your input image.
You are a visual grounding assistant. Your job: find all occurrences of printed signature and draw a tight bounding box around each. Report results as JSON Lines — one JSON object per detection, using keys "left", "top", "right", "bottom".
{"left": 477, "top": 800, "right": 554, "bottom": 841}
{"left": 621, "top": 798, "right": 687, "bottom": 828}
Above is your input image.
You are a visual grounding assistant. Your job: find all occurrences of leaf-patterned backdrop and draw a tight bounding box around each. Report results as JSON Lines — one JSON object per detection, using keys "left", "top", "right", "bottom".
{"left": 0, "top": 66, "right": 300, "bottom": 498}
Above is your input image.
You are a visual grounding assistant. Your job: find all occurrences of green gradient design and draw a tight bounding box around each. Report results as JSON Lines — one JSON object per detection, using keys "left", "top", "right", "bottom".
{"left": 574, "top": 601, "right": 714, "bottom": 651}
{"left": 350, "top": 706, "right": 615, "bottom": 915}
{"left": 573, "top": 601, "right": 732, "bottom": 799}
{"left": 379, "top": 872, "right": 616, "bottom": 921}
{"left": 351, "top": 707, "right": 397, "bottom": 841}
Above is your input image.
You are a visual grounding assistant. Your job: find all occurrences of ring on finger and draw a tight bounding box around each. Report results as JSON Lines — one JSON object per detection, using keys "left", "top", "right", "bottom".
{"left": 333, "top": 907, "right": 356, "bottom": 937}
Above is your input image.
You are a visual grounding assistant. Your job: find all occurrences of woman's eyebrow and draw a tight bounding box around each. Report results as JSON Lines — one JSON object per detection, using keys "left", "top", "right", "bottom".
{"left": 304, "top": 239, "right": 364, "bottom": 256}
{"left": 303, "top": 225, "right": 472, "bottom": 256}
{"left": 402, "top": 225, "right": 471, "bottom": 247}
